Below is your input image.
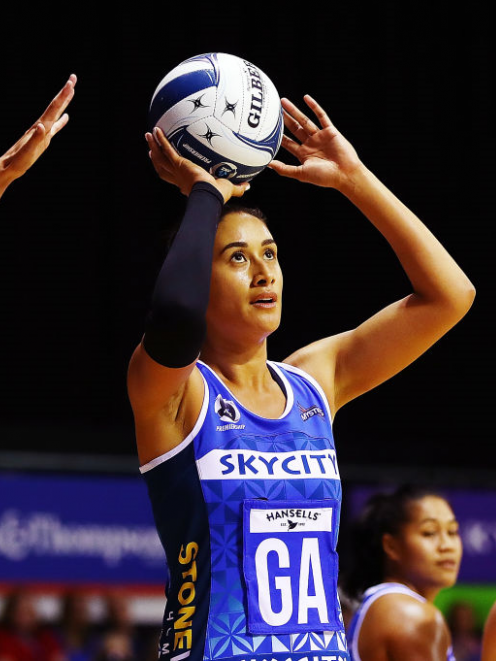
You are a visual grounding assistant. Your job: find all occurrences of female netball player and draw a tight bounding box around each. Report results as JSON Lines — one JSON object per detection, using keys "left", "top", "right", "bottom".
{"left": 0, "top": 73, "right": 76, "bottom": 199}
{"left": 342, "top": 486, "right": 462, "bottom": 660}
{"left": 127, "top": 95, "right": 475, "bottom": 661}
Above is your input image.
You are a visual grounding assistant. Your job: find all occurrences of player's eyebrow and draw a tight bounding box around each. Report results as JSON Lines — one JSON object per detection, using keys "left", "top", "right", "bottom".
{"left": 221, "top": 238, "right": 276, "bottom": 254}
{"left": 221, "top": 241, "right": 247, "bottom": 254}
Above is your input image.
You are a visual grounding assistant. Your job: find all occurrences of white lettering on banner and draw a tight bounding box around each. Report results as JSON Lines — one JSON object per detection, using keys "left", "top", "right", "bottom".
{"left": 255, "top": 537, "right": 328, "bottom": 626}
{"left": 0, "top": 510, "right": 163, "bottom": 565}
{"left": 196, "top": 449, "right": 339, "bottom": 480}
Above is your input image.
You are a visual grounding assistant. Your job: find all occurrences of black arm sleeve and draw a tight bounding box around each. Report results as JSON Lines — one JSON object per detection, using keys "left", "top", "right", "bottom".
{"left": 142, "top": 181, "right": 224, "bottom": 368}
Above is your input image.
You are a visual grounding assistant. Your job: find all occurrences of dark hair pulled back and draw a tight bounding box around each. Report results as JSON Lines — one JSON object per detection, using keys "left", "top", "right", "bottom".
{"left": 220, "top": 202, "right": 268, "bottom": 224}
{"left": 340, "top": 484, "right": 445, "bottom": 601}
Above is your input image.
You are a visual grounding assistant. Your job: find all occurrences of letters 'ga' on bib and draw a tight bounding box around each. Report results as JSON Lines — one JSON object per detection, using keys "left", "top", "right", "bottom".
{"left": 243, "top": 498, "right": 341, "bottom": 635}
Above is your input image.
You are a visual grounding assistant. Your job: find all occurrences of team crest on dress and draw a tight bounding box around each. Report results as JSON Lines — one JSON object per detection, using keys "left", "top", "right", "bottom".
{"left": 214, "top": 394, "right": 241, "bottom": 422}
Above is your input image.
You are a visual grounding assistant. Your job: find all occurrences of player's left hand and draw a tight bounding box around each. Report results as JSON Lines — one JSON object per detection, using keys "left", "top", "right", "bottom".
{"left": 0, "top": 74, "right": 77, "bottom": 196}
{"left": 268, "top": 95, "right": 362, "bottom": 190}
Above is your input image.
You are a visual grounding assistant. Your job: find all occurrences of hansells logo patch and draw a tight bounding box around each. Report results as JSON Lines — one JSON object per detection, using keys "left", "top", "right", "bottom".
{"left": 298, "top": 402, "right": 325, "bottom": 421}
{"left": 249, "top": 506, "right": 333, "bottom": 533}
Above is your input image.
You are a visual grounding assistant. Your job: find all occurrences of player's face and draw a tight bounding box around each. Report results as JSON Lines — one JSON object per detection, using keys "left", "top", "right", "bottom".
{"left": 387, "top": 496, "right": 462, "bottom": 596}
{"left": 206, "top": 212, "right": 283, "bottom": 343}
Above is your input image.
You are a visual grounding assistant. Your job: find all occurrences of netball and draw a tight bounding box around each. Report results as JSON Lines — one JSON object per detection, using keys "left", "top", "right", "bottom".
{"left": 148, "top": 52, "right": 284, "bottom": 183}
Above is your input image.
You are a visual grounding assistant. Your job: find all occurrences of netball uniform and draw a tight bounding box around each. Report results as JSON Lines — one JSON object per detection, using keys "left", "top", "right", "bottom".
{"left": 347, "top": 582, "right": 455, "bottom": 661}
{"left": 141, "top": 359, "right": 349, "bottom": 661}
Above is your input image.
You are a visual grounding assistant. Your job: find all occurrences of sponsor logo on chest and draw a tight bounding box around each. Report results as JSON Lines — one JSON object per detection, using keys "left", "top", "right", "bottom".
{"left": 298, "top": 402, "right": 325, "bottom": 421}
{"left": 196, "top": 449, "right": 339, "bottom": 481}
{"left": 214, "top": 394, "right": 246, "bottom": 432}
{"left": 252, "top": 506, "right": 333, "bottom": 532}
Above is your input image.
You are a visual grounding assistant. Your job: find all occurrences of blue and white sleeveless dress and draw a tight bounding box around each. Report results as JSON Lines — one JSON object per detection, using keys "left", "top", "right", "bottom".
{"left": 347, "top": 582, "right": 455, "bottom": 661}
{"left": 140, "top": 359, "right": 349, "bottom": 661}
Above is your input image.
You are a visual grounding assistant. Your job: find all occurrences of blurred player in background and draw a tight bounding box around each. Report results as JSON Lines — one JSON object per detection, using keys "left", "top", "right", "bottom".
{"left": 342, "top": 485, "right": 462, "bottom": 660}
{"left": 447, "top": 600, "right": 482, "bottom": 660}
{"left": 0, "top": 588, "right": 65, "bottom": 661}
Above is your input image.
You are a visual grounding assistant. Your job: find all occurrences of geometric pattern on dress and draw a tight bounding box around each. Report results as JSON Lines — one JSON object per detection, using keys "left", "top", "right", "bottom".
{"left": 202, "top": 430, "right": 343, "bottom": 659}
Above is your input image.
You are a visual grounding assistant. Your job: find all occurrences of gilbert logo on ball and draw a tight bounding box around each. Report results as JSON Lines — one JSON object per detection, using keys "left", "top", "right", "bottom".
{"left": 149, "top": 52, "right": 284, "bottom": 183}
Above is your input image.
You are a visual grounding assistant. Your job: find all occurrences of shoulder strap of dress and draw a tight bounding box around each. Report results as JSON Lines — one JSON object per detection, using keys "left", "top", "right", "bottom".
{"left": 364, "top": 582, "right": 426, "bottom": 604}
{"left": 271, "top": 361, "right": 333, "bottom": 422}
{"left": 196, "top": 360, "right": 221, "bottom": 384}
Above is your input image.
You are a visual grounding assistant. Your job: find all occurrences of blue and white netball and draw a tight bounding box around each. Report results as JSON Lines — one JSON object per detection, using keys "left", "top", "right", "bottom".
{"left": 149, "top": 52, "right": 284, "bottom": 183}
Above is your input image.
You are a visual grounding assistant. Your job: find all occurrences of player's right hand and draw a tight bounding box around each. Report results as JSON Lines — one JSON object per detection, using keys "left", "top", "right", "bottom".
{"left": 146, "top": 127, "right": 250, "bottom": 203}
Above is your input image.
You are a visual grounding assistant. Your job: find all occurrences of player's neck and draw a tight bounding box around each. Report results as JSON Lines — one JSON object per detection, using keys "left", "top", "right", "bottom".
{"left": 200, "top": 337, "right": 270, "bottom": 389}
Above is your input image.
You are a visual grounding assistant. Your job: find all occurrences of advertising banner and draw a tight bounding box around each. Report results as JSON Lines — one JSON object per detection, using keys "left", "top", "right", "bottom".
{"left": 2, "top": 473, "right": 494, "bottom": 586}
{"left": 0, "top": 472, "right": 166, "bottom": 585}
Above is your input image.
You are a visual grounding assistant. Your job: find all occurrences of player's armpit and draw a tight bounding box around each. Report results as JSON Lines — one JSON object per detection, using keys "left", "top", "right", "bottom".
{"left": 127, "top": 343, "right": 205, "bottom": 465}
{"left": 127, "top": 340, "right": 198, "bottom": 416}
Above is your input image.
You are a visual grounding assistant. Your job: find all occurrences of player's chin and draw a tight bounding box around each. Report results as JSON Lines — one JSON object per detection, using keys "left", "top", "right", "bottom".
{"left": 251, "top": 307, "right": 282, "bottom": 331}
{"left": 438, "top": 574, "right": 459, "bottom": 590}
{"left": 433, "top": 564, "right": 460, "bottom": 587}
{"left": 241, "top": 316, "right": 280, "bottom": 343}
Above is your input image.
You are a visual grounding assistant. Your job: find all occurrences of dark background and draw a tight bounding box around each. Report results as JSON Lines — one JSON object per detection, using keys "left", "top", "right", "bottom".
{"left": 0, "top": 6, "right": 493, "bottom": 479}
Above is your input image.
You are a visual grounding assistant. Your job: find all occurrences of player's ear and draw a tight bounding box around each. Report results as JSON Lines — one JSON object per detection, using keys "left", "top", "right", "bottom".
{"left": 382, "top": 533, "right": 401, "bottom": 563}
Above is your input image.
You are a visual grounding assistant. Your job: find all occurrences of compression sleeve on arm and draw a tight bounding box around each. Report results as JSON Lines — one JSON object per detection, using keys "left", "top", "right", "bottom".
{"left": 142, "top": 181, "right": 224, "bottom": 368}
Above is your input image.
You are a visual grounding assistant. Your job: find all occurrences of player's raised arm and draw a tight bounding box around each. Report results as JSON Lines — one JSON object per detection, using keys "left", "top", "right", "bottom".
{"left": 0, "top": 74, "right": 77, "bottom": 199}
{"left": 127, "top": 129, "right": 249, "bottom": 463}
{"left": 271, "top": 95, "right": 475, "bottom": 414}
